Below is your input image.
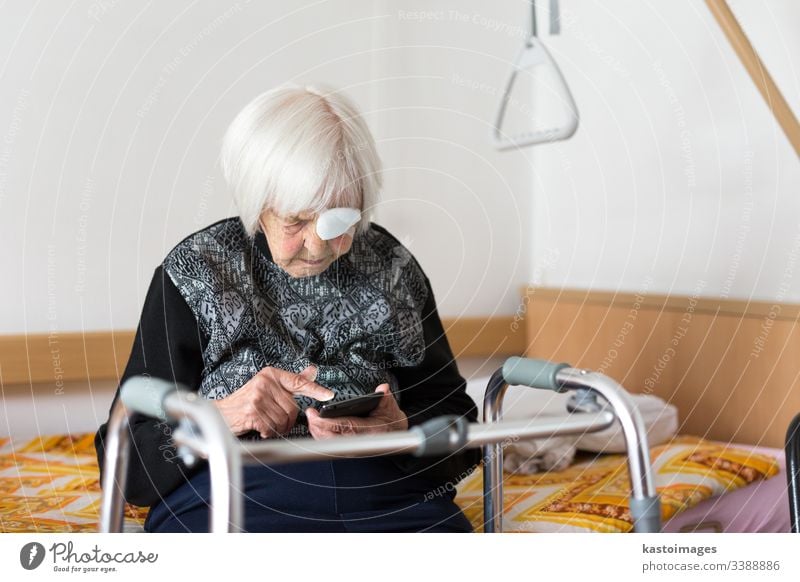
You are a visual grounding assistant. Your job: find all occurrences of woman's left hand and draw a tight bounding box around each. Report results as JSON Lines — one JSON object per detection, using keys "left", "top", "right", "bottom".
{"left": 305, "top": 383, "right": 408, "bottom": 439}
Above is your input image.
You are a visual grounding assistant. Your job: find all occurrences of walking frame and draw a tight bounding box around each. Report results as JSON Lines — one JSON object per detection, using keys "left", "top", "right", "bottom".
{"left": 100, "top": 357, "right": 662, "bottom": 533}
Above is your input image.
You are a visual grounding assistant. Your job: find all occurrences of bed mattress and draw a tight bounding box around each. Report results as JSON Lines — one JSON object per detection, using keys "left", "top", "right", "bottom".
{"left": 0, "top": 433, "right": 788, "bottom": 533}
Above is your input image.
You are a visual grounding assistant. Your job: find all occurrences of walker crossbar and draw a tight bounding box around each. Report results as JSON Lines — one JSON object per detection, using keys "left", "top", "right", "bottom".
{"left": 99, "top": 375, "right": 614, "bottom": 533}
{"left": 483, "top": 357, "right": 662, "bottom": 533}
{"left": 235, "top": 413, "right": 613, "bottom": 465}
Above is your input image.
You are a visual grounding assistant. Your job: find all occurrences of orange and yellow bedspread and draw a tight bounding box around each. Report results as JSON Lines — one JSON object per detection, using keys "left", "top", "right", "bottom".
{"left": 0, "top": 434, "right": 779, "bottom": 533}
{"left": 455, "top": 436, "right": 780, "bottom": 532}
{"left": 0, "top": 434, "right": 147, "bottom": 533}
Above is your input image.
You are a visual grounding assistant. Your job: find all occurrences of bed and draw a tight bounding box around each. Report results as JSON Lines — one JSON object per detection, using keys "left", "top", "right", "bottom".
{"left": 0, "top": 427, "right": 788, "bottom": 533}
{"left": 454, "top": 436, "right": 787, "bottom": 533}
{"left": 455, "top": 374, "right": 790, "bottom": 533}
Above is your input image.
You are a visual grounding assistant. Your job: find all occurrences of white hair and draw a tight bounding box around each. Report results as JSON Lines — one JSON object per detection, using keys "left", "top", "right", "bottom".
{"left": 220, "top": 84, "right": 382, "bottom": 238}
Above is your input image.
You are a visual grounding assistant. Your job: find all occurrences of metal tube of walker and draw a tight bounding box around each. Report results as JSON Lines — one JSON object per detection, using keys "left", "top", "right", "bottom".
{"left": 162, "top": 391, "right": 244, "bottom": 533}
{"left": 787, "top": 413, "right": 800, "bottom": 533}
{"left": 217, "top": 412, "right": 614, "bottom": 465}
{"left": 98, "top": 403, "right": 131, "bottom": 533}
{"left": 555, "top": 367, "right": 661, "bottom": 532}
{"left": 482, "top": 369, "right": 508, "bottom": 535}
{"left": 190, "top": 412, "right": 614, "bottom": 531}
{"left": 482, "top": 357, "right": 662, "bottom": 534}
{"left": 116, "top": 389, "right": 612, "bottom": 532}
{"left": 101, "top": 381, "right": 612, "bottom": 532}
{"left": 99, "top": 377, "right": 244, "bottom": 533}
{"left": 101, "top": 369, "right": 628, "bottom": 533}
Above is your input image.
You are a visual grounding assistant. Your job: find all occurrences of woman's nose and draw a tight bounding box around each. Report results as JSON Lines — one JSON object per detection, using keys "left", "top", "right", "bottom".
{"left": 305, "top": 224, "right": 328, "bottom": 255}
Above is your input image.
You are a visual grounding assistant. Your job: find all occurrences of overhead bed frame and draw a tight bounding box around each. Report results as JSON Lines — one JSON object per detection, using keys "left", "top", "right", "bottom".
{"left": 704, "top": 0, "right": 800, "bottom": 157}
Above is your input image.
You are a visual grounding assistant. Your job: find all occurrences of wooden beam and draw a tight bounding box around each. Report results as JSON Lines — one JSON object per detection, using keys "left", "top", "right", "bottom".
{"left": 523, "top": 286, "right": 800, "bottom": 322}
{"left": 442, "top": 316, "right": 526, "bottom": 359}
{"left": 706, "top": 0, "right": 800, "bottom": 157}
{"left": 0, "top": 331, "right": 136, "bottom": 387}
{"left": 0, "top": 318, "right": 525, "bottom": 387}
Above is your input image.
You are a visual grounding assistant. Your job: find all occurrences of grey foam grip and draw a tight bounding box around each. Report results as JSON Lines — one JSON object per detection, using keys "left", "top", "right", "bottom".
{"left": 120, "top": 375, "right": 179, "bottom": 420}
{"left": 411, "top": 415, "right": 468, "bottom": 457}
{"left": 629, "top": 496, "right": 662, "bottom": 533}
{"left": 502, "top": 357, "right": 570, "bottom": 391}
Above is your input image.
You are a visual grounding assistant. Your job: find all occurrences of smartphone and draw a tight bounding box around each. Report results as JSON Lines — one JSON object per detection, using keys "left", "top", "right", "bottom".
{"left": 318, "top": 392, "right": 384, "bottom": 419}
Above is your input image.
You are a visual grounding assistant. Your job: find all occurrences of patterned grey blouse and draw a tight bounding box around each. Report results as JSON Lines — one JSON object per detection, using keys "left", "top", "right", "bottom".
{"left": 96, "top": 217, "right": 479, "bottom": 506}
{"left": 163, "top": 218, "right": 431, "bottom": 434}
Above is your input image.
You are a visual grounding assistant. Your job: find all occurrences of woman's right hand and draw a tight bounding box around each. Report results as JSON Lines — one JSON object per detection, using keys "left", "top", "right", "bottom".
{"left": 213, "top": 365, "right": 334, "bottom": 438}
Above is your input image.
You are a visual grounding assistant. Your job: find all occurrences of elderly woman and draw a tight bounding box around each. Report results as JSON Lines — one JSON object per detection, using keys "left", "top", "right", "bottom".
{"left": 95, "top": 84, "right": 480, "bottom": 533}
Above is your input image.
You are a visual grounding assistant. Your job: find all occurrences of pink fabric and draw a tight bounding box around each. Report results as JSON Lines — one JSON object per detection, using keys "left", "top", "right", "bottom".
{"left": 662, "top": 445, "right": 790, "bottom": 533}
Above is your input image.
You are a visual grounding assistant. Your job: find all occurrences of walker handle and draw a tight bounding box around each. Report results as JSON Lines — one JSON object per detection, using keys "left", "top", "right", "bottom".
{"left": 120, "top": 376, "right": 183, "bottom": 420}
{"left": 502, "top": 357, "right": 571, "bottom": 392}
{"left": 412, "top": 415, "right": 468, "bottom": 456}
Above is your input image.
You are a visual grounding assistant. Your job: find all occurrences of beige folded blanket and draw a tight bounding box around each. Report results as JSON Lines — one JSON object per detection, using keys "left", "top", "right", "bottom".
{"left": 464, "top": 378, "right": 679, "bottom": 474}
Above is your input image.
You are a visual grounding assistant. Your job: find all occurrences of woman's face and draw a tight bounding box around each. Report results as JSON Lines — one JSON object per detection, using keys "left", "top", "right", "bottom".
{"left": 259, "top": 208, "right": 354, "bottom": 278}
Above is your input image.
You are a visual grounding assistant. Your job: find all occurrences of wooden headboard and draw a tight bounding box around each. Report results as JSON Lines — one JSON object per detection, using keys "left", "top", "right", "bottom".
{"left": 522, "top": 287, "right": 800, "bottom": 448}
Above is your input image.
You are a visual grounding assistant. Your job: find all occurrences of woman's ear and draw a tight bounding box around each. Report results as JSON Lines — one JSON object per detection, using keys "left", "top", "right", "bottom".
{"left": 257, "top": 209, "right": 272, "bottom": 234}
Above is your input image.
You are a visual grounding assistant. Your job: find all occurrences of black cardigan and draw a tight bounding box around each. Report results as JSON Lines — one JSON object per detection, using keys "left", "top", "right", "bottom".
{"left": 95, "top": 221, "right": 480, "bottom": 507}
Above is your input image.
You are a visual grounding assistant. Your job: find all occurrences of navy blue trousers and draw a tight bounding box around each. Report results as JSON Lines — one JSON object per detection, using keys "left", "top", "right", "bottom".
{"left": 144, "top": 456, "right": 473, "bottom": 533}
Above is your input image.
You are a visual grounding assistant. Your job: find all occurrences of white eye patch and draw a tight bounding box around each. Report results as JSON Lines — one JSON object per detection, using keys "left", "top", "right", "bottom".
{"left": 316, "top": 208, "right": 361, "bottom": 240}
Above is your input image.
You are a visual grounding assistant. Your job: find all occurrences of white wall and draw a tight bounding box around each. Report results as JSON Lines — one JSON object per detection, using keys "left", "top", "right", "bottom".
{"left": 1, "top": 0, "right": 798, "bottom": 337}
{"left": 1, "top": 381, "right": 117, "bottom": 439}
{"left": 529, "top": 0, "right": 800, "bottom": 301}
{"left": 1, "top": 1, "right": 798, "bottom": 438}
{"left": 366, "top": 0, "right": 536, "bottom": 319}
{"left": 0, "top": 0, "right": 534, "bottom": 337}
